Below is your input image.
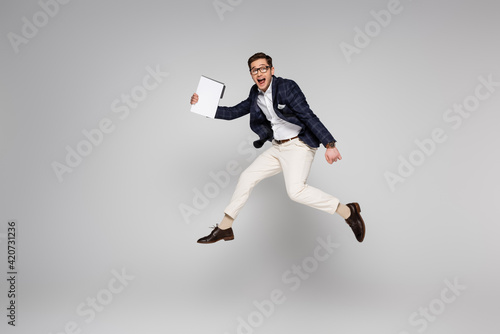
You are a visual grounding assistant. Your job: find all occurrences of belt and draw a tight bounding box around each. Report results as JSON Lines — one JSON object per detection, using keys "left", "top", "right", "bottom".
{"left": 275, "top": 136, "right": 298, "bottom": 144}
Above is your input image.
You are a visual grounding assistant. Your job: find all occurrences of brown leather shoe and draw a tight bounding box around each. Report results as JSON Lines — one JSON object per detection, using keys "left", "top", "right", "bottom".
{"left": 197, "top": 225, "right": 234, "bottom": 244}
{"left": 345, "top": 203, "right": 366, "bottom": 242}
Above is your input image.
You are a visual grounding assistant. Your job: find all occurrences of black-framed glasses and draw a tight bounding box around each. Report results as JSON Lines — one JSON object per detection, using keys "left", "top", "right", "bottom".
{"left": 250, "top": 66, "right": 270, "bottom": 75}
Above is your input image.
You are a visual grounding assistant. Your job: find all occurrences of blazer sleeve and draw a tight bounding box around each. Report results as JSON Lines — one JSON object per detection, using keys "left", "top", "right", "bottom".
{"left": 286, "top": 80, "right": 336, "bottom": 146}
{"left": 215, "top": 94, "right": 252, "bottom": 120}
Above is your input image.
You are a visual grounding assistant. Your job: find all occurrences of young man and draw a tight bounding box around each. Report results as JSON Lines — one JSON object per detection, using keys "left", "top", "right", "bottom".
{"left": 190, "top": 52, "right": 366, "bottom": 243}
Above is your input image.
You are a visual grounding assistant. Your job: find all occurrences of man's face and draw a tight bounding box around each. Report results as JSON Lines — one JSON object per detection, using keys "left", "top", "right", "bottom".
{"left": 249, "top": 58, "right": 274, "bottom": 92}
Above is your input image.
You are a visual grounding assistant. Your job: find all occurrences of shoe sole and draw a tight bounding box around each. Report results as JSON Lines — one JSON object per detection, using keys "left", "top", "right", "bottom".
{"left": 197, "top": 236, "right": 234, "bottom": 244}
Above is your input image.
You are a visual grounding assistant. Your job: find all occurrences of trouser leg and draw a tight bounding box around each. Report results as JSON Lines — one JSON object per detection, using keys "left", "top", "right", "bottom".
{"left": 279, "top": 139, "right": 339, "bottom": 214}
{"left": 224, "top": 145, "right": 282, "bottom": 219}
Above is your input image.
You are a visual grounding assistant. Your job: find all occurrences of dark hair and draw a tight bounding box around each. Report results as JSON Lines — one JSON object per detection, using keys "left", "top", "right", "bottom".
{"left": 248, "top": 52, "right": 273, "bottom": 70}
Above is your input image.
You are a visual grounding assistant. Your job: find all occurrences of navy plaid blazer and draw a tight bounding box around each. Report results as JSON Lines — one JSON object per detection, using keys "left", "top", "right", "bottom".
{"left": 215, "top": 76, "right": 336, "bottom": 149}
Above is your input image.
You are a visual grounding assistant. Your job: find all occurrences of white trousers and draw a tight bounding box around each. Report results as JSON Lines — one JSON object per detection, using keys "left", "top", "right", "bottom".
{"left": 224, "top": 138, "right": 340, "bottom": 219}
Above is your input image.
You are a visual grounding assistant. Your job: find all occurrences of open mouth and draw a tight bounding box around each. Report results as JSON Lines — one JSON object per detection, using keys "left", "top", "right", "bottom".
{"left": 257, "top": 78, "right": 266, "bottom": 85}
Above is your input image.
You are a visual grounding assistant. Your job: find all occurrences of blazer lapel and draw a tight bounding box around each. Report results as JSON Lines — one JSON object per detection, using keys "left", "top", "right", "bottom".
{"left": 271, "top": 75, "right": 279, "bottom": 112}
{"left": 250, "top": 88, "right": 265, "bottom": 122}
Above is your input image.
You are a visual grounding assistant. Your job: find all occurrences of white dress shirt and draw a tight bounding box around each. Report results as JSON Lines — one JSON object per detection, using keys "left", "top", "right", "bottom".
{"left": 257, "top": 79, "right": 302, "bottom": 140}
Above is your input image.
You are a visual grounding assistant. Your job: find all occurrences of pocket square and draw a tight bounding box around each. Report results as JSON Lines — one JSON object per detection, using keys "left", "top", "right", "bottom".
{"left": 277, "top": 104, "right": 286, "bottom": 109}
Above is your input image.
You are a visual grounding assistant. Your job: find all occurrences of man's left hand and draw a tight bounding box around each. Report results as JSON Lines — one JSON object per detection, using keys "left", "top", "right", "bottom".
{"left": 325, "top": 147, "right": 342, "bottom": 164}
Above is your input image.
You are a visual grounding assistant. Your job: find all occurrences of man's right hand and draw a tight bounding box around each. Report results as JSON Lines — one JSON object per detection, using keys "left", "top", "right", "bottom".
{"left": 190, "top": 93, "right": 199, "bottom": 105}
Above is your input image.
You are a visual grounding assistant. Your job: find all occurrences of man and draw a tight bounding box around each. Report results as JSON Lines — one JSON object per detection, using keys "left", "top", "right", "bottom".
{"left": 190, "top": 52, "right": 366, "bottom": 244}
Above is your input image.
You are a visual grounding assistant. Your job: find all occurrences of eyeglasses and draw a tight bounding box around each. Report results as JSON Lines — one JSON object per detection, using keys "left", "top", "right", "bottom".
{"left": 250, "top": 66, "right": 271, "bottom": 75}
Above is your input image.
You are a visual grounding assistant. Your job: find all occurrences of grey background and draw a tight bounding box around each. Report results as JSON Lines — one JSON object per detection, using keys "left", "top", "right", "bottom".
{"left": 1, "top": 0, "right": 499, "bottom": 333}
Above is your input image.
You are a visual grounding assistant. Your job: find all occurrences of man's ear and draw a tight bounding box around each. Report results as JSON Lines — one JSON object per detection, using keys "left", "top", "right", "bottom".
{"left": 271, "top": 67, "right": 275, "bottom": 76}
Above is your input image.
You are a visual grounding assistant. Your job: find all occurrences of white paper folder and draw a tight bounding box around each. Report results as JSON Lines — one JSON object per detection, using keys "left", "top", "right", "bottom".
{"left": 190, "top": 75, "right": 225, "bottom": 118}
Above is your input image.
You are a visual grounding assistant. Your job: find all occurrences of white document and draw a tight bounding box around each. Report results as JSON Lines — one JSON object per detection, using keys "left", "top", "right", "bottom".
{"left": 190, "top": 75, "right": 225, "bottom": 118}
